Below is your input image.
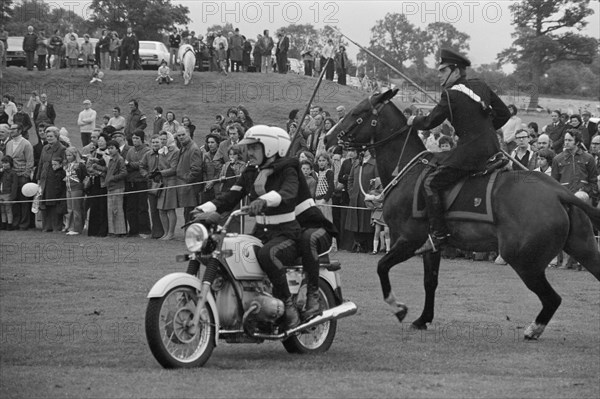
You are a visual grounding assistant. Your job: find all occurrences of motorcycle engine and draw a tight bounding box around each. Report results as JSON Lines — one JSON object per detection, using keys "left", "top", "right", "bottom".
{"left": 248, "top": 294, "right": 284, "bottom": 323}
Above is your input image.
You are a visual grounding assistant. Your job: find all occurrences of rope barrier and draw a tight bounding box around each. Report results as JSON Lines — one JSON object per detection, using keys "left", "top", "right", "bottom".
{"left": 2, "top": 174, "right": 241, "bottom": 205}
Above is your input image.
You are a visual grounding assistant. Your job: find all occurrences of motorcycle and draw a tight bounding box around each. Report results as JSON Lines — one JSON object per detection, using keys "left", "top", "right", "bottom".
{"left": 145, "top": 208, "right": 358, "bottom": 368}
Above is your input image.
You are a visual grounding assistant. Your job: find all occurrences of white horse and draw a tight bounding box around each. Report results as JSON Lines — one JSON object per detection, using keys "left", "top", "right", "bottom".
{"left": 177, "top": 44, "right": 196, "bottom": 85}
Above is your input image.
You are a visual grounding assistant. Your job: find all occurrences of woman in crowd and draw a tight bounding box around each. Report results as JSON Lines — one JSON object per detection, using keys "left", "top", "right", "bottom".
{"left": 302, "top": 39, "right": 314, "bottom": 77}
{"left": 345, "top": 149, "right": 377, "bottom": 253}
{"left": 65, "top": 34, "right": 79, "bottom": 76}
{"left": 201, "top": 133, "right": 222, "bottom": 203}
{"left": 37, "top": 127, "right": 66, "bottom": 232}
{"left": 181, "top": 115, "right": 196, "bottom": 139}
{"left": 86, "top": 133, "right": 109, "bottom": 237}
{"left": 42, "top": 157, "right": 67, "bottom": 232}
{"left": 109, "top": 32, "right": 120, "bottom": 70}
{"left": 237, "top": 105, "right": 254, "bottom": 130}
{"left": 215, "top": 122, "right": 246, "bottom": 162}
{"left": 64, "top": 146, "right": 87, "bottom": 235}
{"left": 216, "top": 146, "right": 246, "bottom": 233}
{"left": 314, "top": 151, "right": 334, "bottom": 223}
{"left": 162, "top": 111, "right": 180, "bottom": 135}
{"left": 156, "top": 131, "right": 180, "bottom": 240}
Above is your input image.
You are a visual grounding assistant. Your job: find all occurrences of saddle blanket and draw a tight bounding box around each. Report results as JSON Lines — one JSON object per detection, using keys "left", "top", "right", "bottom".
{"left": 413, "top": 168, "right": 500, "bottom": 223}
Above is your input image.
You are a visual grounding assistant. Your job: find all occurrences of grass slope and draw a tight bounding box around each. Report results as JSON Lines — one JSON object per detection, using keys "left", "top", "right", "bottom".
{"left": 1, "top": 68, "right": 366, "bottom": 148}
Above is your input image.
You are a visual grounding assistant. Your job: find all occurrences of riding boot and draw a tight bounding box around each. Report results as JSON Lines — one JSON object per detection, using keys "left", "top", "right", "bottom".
{"left": 415, "top": 192, "right": 450, "bottom": 255}
{"left": 302, "top": 284, "right": 321, "bottom": 319}
{"left": 283, "top": 296, "right": 300, "bottom": 329}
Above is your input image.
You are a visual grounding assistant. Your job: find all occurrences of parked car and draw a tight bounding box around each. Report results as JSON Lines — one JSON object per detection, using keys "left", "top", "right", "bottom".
{"left": 138, "top": 41, "right": 169, "bottom": 69}
{"left": 76, "top": 37, "right": 99, "bottom": 66}
{"left": 6, "top": 36, "right": 26, "bottom": 67}
{"left": 287, "top": 58, "right": 304, "bottom": 74}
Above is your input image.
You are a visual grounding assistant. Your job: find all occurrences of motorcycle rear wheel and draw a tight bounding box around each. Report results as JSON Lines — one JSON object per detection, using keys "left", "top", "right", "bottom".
{"left": 145, "top": 286, "right": 216, "bottom": 368}
{"left": 282, "top": 279, "right": 337, "bottom": 354}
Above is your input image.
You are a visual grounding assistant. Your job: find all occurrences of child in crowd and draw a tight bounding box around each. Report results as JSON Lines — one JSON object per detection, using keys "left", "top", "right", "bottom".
{"left": 438, "top": 135, "right": 454, "bottom": 152}
{"left": 90, "top": 64, "right": 104, "bottom": 84}
{"left": 156, "top": 60, "right": 173, "bottom": 84}
{"left": 0, "top": 155, "right": 18, "bottom": 231}
{"left": 300, "top": 159, "right": 317, "bottom": 198}
{"left": 365, "top": 177, "right": 390, "bottom": 254}
{"left": 64, "top": 147, "right": 87, "bottom": 235}
{"left": 534, "top": 148, "right": 555, "bottom": 176}
{"left": 216, "top": 42, "right": 228, "bottom": 75}
{"left": 315, "top": 151, "right": 334, "bottom": 222}
{"left": 105, "top": 139, "right": 128, "bottom": 236}
{"left": 42, "top": 157, "right": 67, "bottom": 232}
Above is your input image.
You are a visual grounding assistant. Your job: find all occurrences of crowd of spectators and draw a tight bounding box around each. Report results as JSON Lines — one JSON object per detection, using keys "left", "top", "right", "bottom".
{"left": 0, "top": 80, "right": 598, "bottom": 262}
{"left": 0, "top": 24, "right": 359, "bottom": 87}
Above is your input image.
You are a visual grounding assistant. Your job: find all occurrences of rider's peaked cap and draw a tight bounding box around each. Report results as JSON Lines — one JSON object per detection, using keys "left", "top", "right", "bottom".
{"left": 438, "top": 48, "right": 471, "bottom": 70}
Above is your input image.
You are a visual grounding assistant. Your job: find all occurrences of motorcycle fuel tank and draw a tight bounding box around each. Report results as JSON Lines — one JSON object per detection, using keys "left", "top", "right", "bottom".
{"left": 221, "top": 234, "right": 266, "bottom": 280}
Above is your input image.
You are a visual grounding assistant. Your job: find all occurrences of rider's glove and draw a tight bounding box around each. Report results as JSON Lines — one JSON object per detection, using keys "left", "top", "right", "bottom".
{"left": 248, "top": 199, "right": 267, "bottom": 216}
{"left": 190, "top": 207, "right": 204, "bottom": 219}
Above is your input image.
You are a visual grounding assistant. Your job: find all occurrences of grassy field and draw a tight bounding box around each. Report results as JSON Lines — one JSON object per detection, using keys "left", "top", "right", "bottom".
{"left": 1, "top": 67, "right": 589, "bottom": 150}
{"left": 0, "top": 228, "right": 598, "bottom": 398}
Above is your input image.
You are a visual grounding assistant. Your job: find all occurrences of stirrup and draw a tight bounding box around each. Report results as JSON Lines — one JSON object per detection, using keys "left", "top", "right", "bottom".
{"left": 414, "top": 234, "right": 447, "bottom": 255}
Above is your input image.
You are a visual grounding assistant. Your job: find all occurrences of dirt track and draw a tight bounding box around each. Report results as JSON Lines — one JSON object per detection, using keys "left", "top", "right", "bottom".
{"left": 0, "top": 232, "right": 598, "bottom": 398}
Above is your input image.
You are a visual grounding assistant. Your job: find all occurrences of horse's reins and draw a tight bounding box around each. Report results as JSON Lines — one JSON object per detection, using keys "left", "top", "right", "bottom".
{"left": 338, "top": 95, "right": 420, "bottom": 198}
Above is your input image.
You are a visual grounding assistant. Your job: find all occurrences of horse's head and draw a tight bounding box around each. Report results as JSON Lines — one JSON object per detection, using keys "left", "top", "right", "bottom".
{"left": 324, "top": 88, "right": 406, "bottom": 151}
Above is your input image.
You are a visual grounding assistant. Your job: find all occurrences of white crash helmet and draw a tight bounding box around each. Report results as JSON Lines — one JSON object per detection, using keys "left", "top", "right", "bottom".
{"left": 239, "top": 125, "right": 291, "bottom": 158}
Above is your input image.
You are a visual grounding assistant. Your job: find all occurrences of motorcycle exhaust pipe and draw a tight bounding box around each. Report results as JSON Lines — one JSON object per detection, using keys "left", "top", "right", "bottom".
{"left": 250, "top": 301, "right": 358, "bottom": 340}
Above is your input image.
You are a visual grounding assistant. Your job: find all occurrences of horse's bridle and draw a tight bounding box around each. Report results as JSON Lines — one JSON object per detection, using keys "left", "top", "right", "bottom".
{"left": 336, "top": 94, "right": 411, "bottom": 152}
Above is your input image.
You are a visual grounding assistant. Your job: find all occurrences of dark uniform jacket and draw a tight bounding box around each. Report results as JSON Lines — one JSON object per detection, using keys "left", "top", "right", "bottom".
{"left": 412, "top": 77, "right": 511, "bottom": 171}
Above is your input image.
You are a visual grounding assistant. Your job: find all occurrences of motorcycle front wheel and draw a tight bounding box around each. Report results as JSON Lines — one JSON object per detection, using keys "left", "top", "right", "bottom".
{"left": 145, "top": 286, "right": 216, "bottom": 368}
{"left": 282, "top": 279, "right": 337, "bottom": 354}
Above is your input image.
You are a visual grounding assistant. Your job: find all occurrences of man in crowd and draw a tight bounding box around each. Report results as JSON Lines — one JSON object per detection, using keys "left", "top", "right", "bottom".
{"left": 77, "top": 99, "right": 97, "bottom": 147}
{"left": 124, "top": 99, "right": 147, "bottom": 145}
{"left": 546, "top": 110, "right": 567, "bottom": 154}
{"left": 153, "top": 106, "right": 166, "bottom": 135}
{"left": 120, "top": 27, "right": 138, "bottom": 70}
{"left": 168, "top": 27, "right": 181, "bottom": 71}
{"left": 582, "top": 110, "right": 597, "bottom": 137}
{"left": 260, "top": 30, "right": 273, "bottom": 74}
{"left": 276, "top": 30, "right": 289, "bottom": 74}
{"left": 33, "top": 93, "right": 56, "bottom": 129}
{"left": 13, "top": 103, "right": 33, "bottom": 140}
{"left": 4, "top": 123, "right": 34, "bottom": 230}
{"left": 125, "top": 129, "right": 152, "bottom": 238}
{"left": 108, "top": 106, "right": 127, "bottom": 132}
{"left": 175, "top": 127, "right": 203, "bottom": 222}
{"left": 22, "top": 26, "right": 37, "bottom": 71}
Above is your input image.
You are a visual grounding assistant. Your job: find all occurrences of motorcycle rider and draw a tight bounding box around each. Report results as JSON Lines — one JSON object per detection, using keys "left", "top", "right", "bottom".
{"left": 193, "top": 125, "right": 302, "bottom": 329}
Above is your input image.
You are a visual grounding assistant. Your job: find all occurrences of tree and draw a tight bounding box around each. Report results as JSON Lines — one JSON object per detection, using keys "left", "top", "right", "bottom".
{"left": 498, "top": 0, "right": 598, "bottom": 109}
{"left": 5, "top": 0, "right": 88, "bottom": 36}
{"left": 1, "top": 0, "right": 14, "bottom": 24}
{"left": 89, "top": 0, "right": 190, "bottom": 41}
{"left": 426, "top": 22, "right": 470, "bottom": 60}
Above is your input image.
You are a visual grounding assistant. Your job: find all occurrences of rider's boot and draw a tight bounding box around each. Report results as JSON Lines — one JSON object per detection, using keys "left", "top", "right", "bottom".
{"left": 415, "top": 191, "right": 449, "bottom": 255}
{"left": 302, "top": 284, "right": 321, "bottom": 319}
{"left": 283, "top": 296, "right": 300, "bottom": 330}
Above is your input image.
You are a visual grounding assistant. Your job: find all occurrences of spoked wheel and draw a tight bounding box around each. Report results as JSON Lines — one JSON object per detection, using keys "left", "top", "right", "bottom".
{"left": 283, "top": 279, "right": 337, "bottom": 354}
{"left": 145, "top": 286, "right": 216, "bottom": 368}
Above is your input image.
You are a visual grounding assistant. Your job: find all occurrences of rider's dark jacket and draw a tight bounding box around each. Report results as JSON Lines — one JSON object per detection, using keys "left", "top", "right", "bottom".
{"left": 411, "top": 77, "right": 511, "bottom": 171}
{"left": 198, "top": 156, "right": 301, "bottom": 240}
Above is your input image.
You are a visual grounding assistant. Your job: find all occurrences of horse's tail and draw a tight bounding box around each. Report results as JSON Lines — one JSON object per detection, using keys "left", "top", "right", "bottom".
{"left": 558, "top": 188, "right": 600, "bottom": 230}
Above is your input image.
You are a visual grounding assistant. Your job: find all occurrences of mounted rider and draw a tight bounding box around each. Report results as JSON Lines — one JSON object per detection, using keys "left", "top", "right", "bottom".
{"left": 408, "top": 49, "right": 511, "bottom": 254}
{"left": 193, "top": 125, "right": 303, "bottom": 329}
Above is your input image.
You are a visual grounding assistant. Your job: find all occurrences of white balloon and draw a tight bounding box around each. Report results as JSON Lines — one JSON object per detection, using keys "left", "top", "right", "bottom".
{"left": 21, "top": 182, "right": 40, "bottom": 197}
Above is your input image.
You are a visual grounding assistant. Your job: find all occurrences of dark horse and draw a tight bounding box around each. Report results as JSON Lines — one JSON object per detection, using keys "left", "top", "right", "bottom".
{"left": 325, "top": 88, "right": 600, "bottom": 339}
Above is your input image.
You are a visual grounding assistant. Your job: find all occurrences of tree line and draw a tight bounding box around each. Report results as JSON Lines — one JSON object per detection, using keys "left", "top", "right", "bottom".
{"left": 2, "top": 0, "right": 598, "bottom": 104}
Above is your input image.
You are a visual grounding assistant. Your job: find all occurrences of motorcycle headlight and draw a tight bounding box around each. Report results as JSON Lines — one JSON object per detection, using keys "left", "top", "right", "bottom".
{"left": 185, "top": 223, "right": 209, "bottom": 252}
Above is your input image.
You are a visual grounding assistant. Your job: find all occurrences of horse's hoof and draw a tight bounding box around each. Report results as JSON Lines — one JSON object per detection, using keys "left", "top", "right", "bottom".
{"left": 523, "top": 322, "right": 546, "bottom": 340}
{"left": 394, "top": 305, "right": 408, "bottom": 322}
{"left": 410, "top": 322, "right": 427, "bottom": 330}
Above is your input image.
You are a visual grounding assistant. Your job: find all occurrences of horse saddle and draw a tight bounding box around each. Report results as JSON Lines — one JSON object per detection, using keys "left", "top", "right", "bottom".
{"left": 412, "top": 154, "right": 505, "bottom": 223}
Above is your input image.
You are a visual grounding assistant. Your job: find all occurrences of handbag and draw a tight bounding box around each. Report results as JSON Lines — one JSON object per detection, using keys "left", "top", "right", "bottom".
{"left": 83, "top": 176, "right": 92, "bottom": 191}
{"left": 148, "top": 181, "right": 163, "bottom": 196}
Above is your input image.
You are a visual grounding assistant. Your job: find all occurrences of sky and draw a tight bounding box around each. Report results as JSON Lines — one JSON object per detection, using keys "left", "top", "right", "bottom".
{"left": 172, "top": 0, "right": 600, "bottom": 72}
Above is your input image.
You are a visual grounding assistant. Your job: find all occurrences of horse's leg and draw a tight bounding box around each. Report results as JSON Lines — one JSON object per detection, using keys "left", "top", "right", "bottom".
{"left": 378, "top": 238, "right": 422, "bottom": 323}
{"left": 411, "top": 251, "right": 441, "bottom": 330}
{"left": 563, "top": 206, "right": 600, "bottom": 280}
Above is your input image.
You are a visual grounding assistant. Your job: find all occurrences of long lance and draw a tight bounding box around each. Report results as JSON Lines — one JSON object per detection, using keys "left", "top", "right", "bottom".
{"left": 287, "top": 57, "right": 332, "bottom": 156}
{"left": 332, "top": 26, "right": 528, "bottom": 171}
{"left": 331, "top": 26, "right": 437, "bottom": 103}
